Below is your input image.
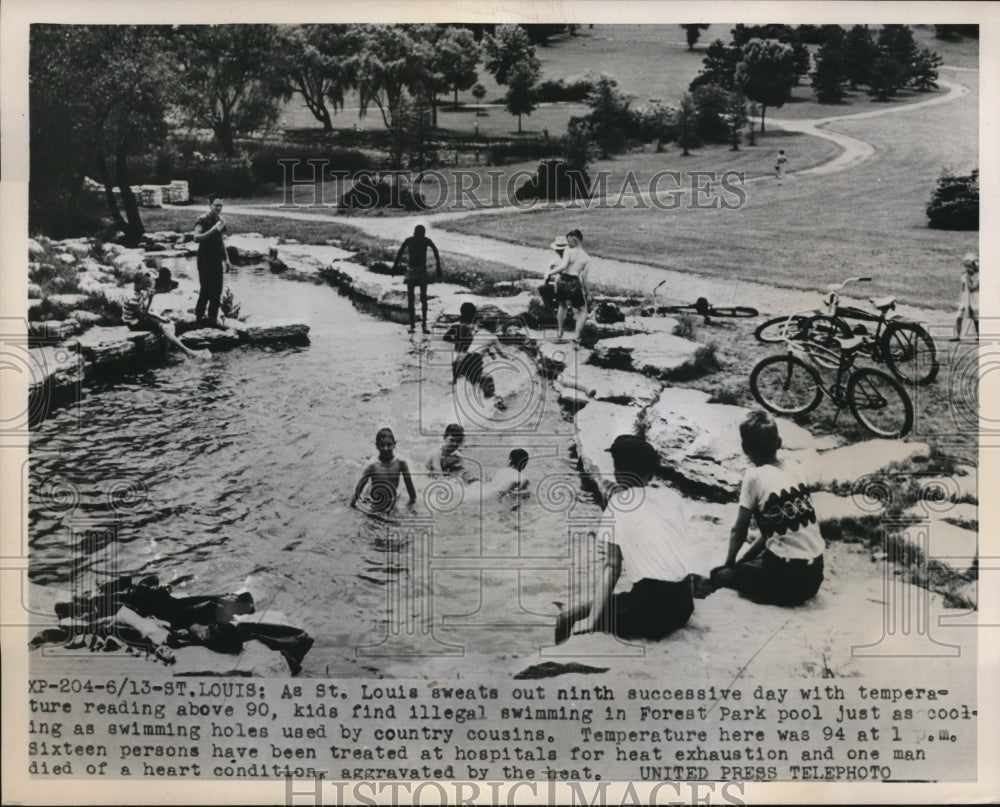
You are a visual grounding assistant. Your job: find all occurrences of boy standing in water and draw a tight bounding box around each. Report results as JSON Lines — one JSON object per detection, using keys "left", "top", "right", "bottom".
{"left": 392, "top": 224, "right": 442, "bottom": 334}
{"left": 350, "top": 428, "right": 417, "bottom": 513}
{"left": 192, "top": 195, "right": 231, "bottom": 326}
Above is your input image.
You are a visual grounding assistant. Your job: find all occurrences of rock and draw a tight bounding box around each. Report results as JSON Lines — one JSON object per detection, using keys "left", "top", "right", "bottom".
{"left": 922, "top": 517, "right": 977, "bottom": 574}
{"left": 574, "top": 401, "right": 645, "bottom": 500}
{"left": 56, "top": 253, "right": 76, "bottom": 265}
{"left": 77, "top": 274, "right": 110, "bottom": 294}
{"left": 111, "top": 250, "right": 147, "bottom": 275}
{"left": 556, "top": 363, "right": 662, "bottom": 407}
{"left": 642, "top": 387, "right": 818, "bottom": 499}
{"left": 812, "top": 491, "right": 882, "bottom": 522}
{"left": 813, "top": 440, "right": 931, "bottom": 487}
{"left": 436, "top": 292, "right": 537, "bottom": 322}
{"left": 180, "top": 328, "right": 243, "bottom": 350}
{"left": 171, "top": 639, "right": 292, "bottom": 676}
{"left": 590, "top": 332, "right": 703, "bottom": 379}
{"left": 951, "top": 581, "right": 977, "bottom": 609}
{"left": 70, "top": 310, "right": 103, "bottom": 327}
{"left": 28, "top": 283, "right": 43, "bottom": 299}
{"left": 269, "top": 243, "right": 354, "bottom": 275}
{"left": 242, "top": 321, "right": 310, "bottom": 344}
{"left": 537, "top": 341, "right": 591, "bottom": 377}
{"left": 630, "top": 315, "right": 682, "bottom": 334}
{"left": 224, "top": 234, "right": 280, "bottom": 264}
{"left": 28, "top": 238, "right": 45, "bottom": 256}
{"left": 29, "top": 319, "right": 83, "bottom": 341}
{"left": 48, "top": 293, "right": 88, "bottom": 308}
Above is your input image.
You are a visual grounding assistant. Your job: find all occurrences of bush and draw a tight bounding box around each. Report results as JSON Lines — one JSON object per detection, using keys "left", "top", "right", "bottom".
{"left": 487, "top": 138, "right": 563, "bottom": 165}
{"left": 250, "top": 146, "right": 373, "bottom": 186}
{"left": 514, "top": 159, "right": 593, "bottom": 202}
{"left": 29, "top": 187, "right": 108, "bottom": 240}
{"left": 926, "top": 169, "right": 979, "bottom": 230}
{"left": 534, "top": 78, "right": 594, "bottom": 103}
{"left": 339, "top": 174, "right": 426, "bottom": 211}
{"left": 29, "top": 255, "right": 82, "bottom": 295}
{"left": 185, "top": 154, "right": 256, "bottom": 198}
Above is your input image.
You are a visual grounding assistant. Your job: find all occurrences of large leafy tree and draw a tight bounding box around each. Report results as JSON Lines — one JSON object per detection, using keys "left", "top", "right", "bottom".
{"left": 173, "top": 25, "right": 287, "bottom": 156}
{"left": 434, "top": 26, "right": 480, "bottom": 108}
{"left": 811, "top": 26, "right": 849, "bottom": 103}
{"left": 274, "top": 25, "right": 361, "bottom": 131}
{"left": 585, "top": 75, "right": 633, "bottom": 158}
{"left": 689, "top": 39, "right": 741, "bottom": 91}
{"left": 844, "top": 25, "right": 877, "bottom": 90}
{"left": 505, "top": 63, "right": 540, "bottom": 133}
{"left": 681, "top": 24, "right": 710, "bottom": 51}
{"left": 483, "top": 24, "right": 541, "bottom": 87}
{"left": 30, "top": 25, "right": 176, "bottom": 241}
{"left": 355, "top": 25, "right": 433, "bottom": 131}
{"left": 911, "top": 46, "right": 943, "bottom": 91}
{"left": 735, "top": 38, "right": 797, "bottom": 133}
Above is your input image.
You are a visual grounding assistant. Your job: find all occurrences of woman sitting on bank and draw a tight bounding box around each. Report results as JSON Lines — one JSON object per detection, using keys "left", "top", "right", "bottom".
{"left": 123, "top": 269, "right": 211, "bottom": 360}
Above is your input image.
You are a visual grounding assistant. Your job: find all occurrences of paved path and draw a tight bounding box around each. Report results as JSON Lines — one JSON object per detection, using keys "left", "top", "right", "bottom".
{"left": 216, "top": 67, "right": 975, "bottom": 325}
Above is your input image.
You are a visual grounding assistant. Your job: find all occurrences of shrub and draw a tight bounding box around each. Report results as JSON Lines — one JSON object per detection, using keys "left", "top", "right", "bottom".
{"left": 534, "top": 78, "right": 594, "bottom": 103}
{"left": 514, "top": 159, "right": 593, "bottom": 202}
{"left": 29, "top": 188, "right": 108, "bottom": 240}
{"left": 185, "top": 154, "right": 256, "bottom": 198}
{"left": 29, "top": 256, "right": 81, "bottom": 295}
{"left": 486, "top": 138, "right": 563, "bottom": 165}
{"left": 339, "top": 174, "right": 427, "bottom": 211}
{"left": 926, "top": 169, "right": 979, "bottom": 230}
{"left": 250, "top": 146, "right": 373, "bottom": 186}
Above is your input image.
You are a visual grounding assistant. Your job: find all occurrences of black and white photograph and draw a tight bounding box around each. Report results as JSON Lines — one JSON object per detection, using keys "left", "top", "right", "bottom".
{"left": 2, "top": 1, "right": 997, "bottom": 804}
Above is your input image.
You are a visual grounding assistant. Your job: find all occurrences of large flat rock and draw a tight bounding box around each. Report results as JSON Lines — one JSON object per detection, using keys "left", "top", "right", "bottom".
{"left": 813, "top": 440, "right": 931, "bottom": 487}
{"left": 270, "top": 243, "right": 355, "bottom": 274}
{"left": 574, "top": 401, "right": 645, "bottom": 500}
{"left": 642, "top": 387, "right": 819, "bottom": 499}
{"left": 590, "top": 331, "right": 702, "bottom": 378}
{"left": 537, "top": 341, "right": 591, "bottom": 377}
{"left": 224, "top": 233, "right": 279, "bottom": 263}
{"left": 556, "top": 363, "right": 662, "bottom": 407}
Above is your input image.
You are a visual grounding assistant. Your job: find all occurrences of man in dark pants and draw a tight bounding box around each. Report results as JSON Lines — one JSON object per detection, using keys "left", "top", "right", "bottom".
{"left": 193, "top": 196, "right": 231, "bottom": 325}
{"left": 391, "top": 225, "right": 442, "bottom": 334}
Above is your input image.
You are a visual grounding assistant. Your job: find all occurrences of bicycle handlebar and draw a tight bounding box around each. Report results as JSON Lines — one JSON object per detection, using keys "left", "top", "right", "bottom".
{"left": 825, "top": 276, "right": 872, "bottom": 293}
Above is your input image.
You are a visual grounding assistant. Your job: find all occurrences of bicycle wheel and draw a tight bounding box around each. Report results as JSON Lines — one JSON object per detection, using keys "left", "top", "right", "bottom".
{"left": 750, "top": 354, "right": 823, "bottom": 415}
{"left": 755, "top": 315, "right": 810, "bottom": 343}
{"left": 710, "top": 306, "right": 760, "bottom": 318}
{"left": 847, "top": 368, "right": 913, "bottom": 438}
{"left": 881, "top": 322, "right": 939, "bottom": 386}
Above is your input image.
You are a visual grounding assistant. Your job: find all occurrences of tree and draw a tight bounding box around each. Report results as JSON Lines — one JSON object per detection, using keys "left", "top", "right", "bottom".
{"left": 689, "top": 39, "right": 741, "bottom": 91}
{"left": 483, "top": 24, "right": 541, "bottom": 87}
{"left": 30, "top": 25, "right": 176, "bottom": 241}
{"left": 692, "top": 84, "right": 731, "bottom": 144}
{"left": 585, "top": 75, "right": 633, "bottom": 158}
{"left": 811, "top": 27, "right": 849, "bottom": 103}
{"left": 866, "top": 54, "right": 908, "bottom": 100}
{"left": 910, "top": 46, "right": 943, "bottom": 91}
{"left": 877, "top": 24, "right": 919, "bottom": 80}
{"left": 844, "top": 25, "right": 877, "bottom": 89}
{"left": 520, "top": 24, "right": 568, "bottom": 46}
{"left": 505, "top": 63, "right": 539, "bottom": 133}
{"left": 724, "top": 91, "right": 749, "bottom": 150}
{"left": 673, "top": 94, "right": 698, "bottom": 156}
{"left": 173, "top": 25, "right": 287, "bottom": 156}
{"left": 471, "top": 82, "right": 487, "bottom": 113}
{"left": 681, "top": 24, "right": 710, "bottom": 51}
{"left": 735, "top": 39, "right": 797, "bottom": 133}
{"left": 355, "top": 25, "right": 432, "bottom": 130}
{"left": 791, "top": 41, "right": 812, "bottom": 84}
{"left": 274, "top": 25, "right": 360, "bottom": 131}
{"left": 433, "top": 27, "right": 480, "bottom": 108}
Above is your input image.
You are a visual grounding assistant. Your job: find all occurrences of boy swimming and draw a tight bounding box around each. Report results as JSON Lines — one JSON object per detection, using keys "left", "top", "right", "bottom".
{"left": 426, "top": 423, "right": 478, "bottom": 483}
{"left": 350, "top": 428, "right": 417, "bottom": 513}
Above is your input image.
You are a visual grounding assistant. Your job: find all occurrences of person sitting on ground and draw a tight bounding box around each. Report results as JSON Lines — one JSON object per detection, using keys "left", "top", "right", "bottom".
{"left": 450, "top": 311, "right": 511, "bottom": 410}
{"left": 122, "top": 269, "right": 211, "bottom": 360}
{"left": 953, "top": 252, "right": 979, "bottom": 341}
{"left": 544, "top": 229, "right": 591, "bottom": 344}
{"left": 444, "top": 302, "right": 478, "bottom": 364}
{"left": 426, "top": 423, "right": 478, "bottom": 483}
{"left": 555, "top": 435, "right": 694, "bottom": 644}
{"left": 709, "top": 410, "right": 824, "bottom": 605}
{"left": 349, "top": 427, "right": 417, "bottom": 514}
{"left": 482, "top": 449, "right": 530, "bottom": 498}
{"left": 392, "top": 224, "right": 442, "bottom": 335}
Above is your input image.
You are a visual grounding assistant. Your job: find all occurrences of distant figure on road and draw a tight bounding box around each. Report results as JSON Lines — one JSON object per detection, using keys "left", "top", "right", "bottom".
{"left": 953, "top": 252, "right": 979, "bottom": 340}
{"left": 193, "top": 195, "right": 231, "bottom": 326}
{"left": 775, "top": 150, "right": 788, "bottom": 184}
{"left": 392, "top": 225, "right": 442, "bottom": 334}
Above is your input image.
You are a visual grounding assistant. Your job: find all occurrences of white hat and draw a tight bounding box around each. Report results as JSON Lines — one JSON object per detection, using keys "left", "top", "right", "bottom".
{"left": 550, "top": 236, "right": 568, "bottom": 250}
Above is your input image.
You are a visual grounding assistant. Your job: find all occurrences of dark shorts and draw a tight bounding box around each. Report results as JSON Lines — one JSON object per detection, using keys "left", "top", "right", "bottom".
{"left": 556, "top": 274, "right": 585, "bottom": 308}
{"left": 453, "top": 352, "right": 484, "bottom": 384}
{"left": 723, "top": 550, "right": 824, "bottom": 606}
{"left": 603, "top": 577, "right": 694, "bottom": 640}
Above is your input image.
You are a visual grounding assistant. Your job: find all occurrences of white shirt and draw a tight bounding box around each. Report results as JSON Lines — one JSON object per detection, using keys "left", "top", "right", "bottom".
{"left": 739, "top": 460, "right": 824, "bottom": 561}
{"left": 607, "top": 485, "right": 691, "bottom": 583}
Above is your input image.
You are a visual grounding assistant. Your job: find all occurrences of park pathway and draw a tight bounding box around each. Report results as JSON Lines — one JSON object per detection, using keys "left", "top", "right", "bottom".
{"left": 220, "top": 66, "right": 975, "bottom": 325}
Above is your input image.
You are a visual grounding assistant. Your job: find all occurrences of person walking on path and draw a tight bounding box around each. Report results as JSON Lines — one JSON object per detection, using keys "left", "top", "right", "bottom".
{"left": 193, "top": 196, "right": 231, "bottom": 326}
{"left": 544, "top": 229, "right": 591, "bottom": 344}
{"left": 392, "top": 224, "right": 442, "bottom": 334}
{"left": 953, "top": 252, "right": 979, "bottom": 341}
{"left": 775, "top": 150, "right": 788, "bottom": 184}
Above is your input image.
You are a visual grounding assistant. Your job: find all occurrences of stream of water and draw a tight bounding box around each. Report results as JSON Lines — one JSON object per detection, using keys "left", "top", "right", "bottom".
{"left": 28, "top": 264, "right": 602, "bottom": 676}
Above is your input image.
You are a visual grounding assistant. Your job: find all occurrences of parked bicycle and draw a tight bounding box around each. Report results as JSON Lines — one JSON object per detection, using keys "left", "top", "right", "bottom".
{"left": 754, "top": 277, "right": 939, "bottom": 386}
{"left": 750, "top": 331, "right": 913, "bottom": 439}
{"left": 641, "top": 280, "right": 758, "bottom": 324}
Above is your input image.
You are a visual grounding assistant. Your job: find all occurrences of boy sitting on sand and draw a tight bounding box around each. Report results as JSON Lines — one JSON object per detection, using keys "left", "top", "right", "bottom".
{"left": 555, "top": 435, "right": 694, "bottom": 643}
{"left": 350, "top": 427, "right": 417, "bottom": 513}
{"left": 426, "top": 423, "right": 478, "bottom": 483}
{"left": 710, "top": 410, "right": 824, "bottom": 605}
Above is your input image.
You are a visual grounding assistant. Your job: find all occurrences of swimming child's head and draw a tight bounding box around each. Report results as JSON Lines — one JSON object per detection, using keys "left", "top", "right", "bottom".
{"left": 740, "top": 409, "right": 781, "bottom": 464}
{"left": 609, "top": 434, "right": 658, "bottom": 486}
{"left": 509, "top": 449, "right": 529, "bottom": 472}
{"left": 459, "top": 302, "right": 477, "bottom": 323}
{"left": 962, "top": 253, "right": 979, "bottom": 272}
{"left": 414, "top": 224, "right": 426, "bottom": 238}
{"left": 375, "top": 427, "right": 396, "bottom": 458}
{"left": 480, "top": 374, "right": 496, "bottom": 398}
{"left": 443, "top": 423, "right": 465, "bottom": 451}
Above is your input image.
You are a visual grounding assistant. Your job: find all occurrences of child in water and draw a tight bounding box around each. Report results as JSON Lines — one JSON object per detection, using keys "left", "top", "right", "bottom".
{"left": 484, "top": 449, "right": 530, "bottom": 498}
{"left": 426, "top": 423, "right": 478, "bottom": 483}
{"left": 350, "top": 428, "right": 417, "bottom": 513}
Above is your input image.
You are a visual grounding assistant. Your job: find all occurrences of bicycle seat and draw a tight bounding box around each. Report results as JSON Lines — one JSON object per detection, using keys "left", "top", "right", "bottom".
{"left": 838, "top": 335, "right": 868, "bottom": 351}
{"left": 870, "top": 296, "right": 896, "bottom": 312}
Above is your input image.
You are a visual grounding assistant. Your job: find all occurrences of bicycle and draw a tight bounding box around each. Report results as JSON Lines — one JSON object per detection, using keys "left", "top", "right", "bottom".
{"left": 750, "top": 333, "right": 913, "bottom": 439}
{"left": 754, "top": 277, "right": 939, "bottom": 386}
{"left": 640, "top": 280, "right": 758, "bottom": 324}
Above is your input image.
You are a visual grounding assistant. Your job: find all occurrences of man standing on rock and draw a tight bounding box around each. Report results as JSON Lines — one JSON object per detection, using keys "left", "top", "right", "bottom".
{"left": 392, "top": 224, "right": 442, "bottom": 334}
{"left": 193, "top": 195, "right": 231, "bottom": 326}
